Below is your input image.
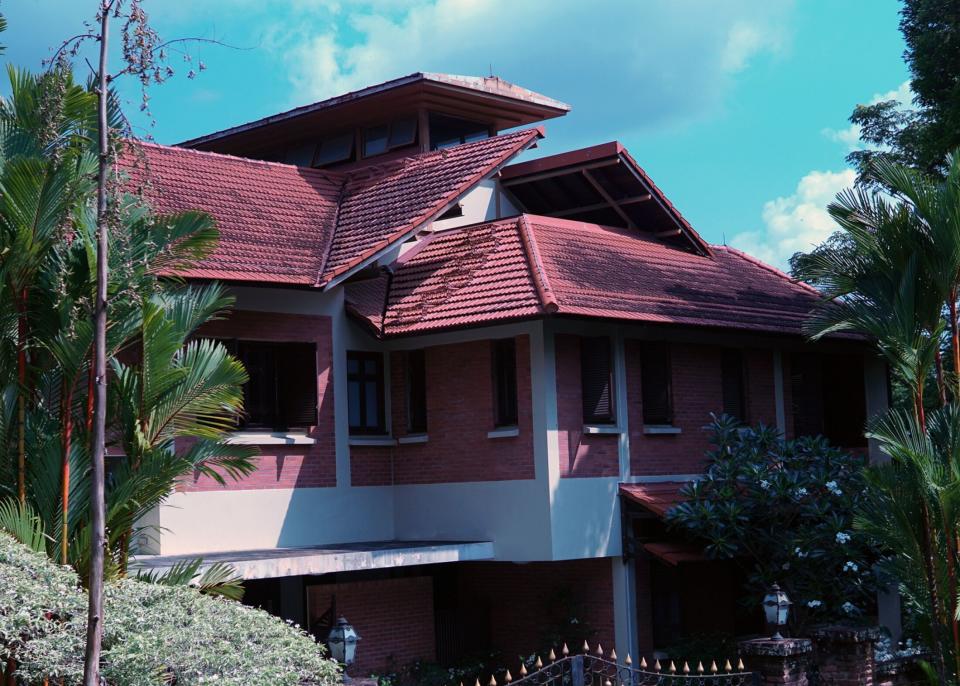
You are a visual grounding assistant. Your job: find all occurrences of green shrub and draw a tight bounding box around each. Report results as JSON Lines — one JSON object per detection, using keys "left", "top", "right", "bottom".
{"left": 0, "top": 534, "right": 340, "bottom": 685}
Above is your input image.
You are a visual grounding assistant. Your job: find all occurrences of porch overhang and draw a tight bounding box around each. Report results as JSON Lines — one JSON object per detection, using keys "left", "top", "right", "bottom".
{"left": 618, "top": 482, "right": 689, "bottom": 518}
{"left": 132, "top": 539, "right": 494, "bottom": 581}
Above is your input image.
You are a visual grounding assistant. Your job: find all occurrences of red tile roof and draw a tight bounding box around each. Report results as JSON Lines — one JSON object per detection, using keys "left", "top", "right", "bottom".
{"left": 120, "top": 129, "right": 541, "bottom": 286}
{"left": 619, "top": 482, "right": 689, "bottom": 518}
{"left": 121, "top": 143, "right": 342, "bottom": 284}
{"left": 323, "top": 128, "right": 542, "bottom": 282}
{"left": 345, "top": 214, "right": 823, "bottom": 337}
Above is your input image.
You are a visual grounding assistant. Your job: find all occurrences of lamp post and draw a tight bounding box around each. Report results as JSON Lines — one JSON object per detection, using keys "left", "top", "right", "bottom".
{"left": 762, "top": 583, "right": 791, "bottom": 640}
{"left": 327, "top": 616, "right": 360, "bottom": 667}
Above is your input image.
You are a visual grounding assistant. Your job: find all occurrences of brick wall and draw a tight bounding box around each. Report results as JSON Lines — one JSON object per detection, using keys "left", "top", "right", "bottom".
{"left": 627, "top": 342, "right": 781, "bottom": 476}
{"left": 189, "top": 310, "right": 336, "bottom": 491}
{"left": 351, "top": 335, "right": 536, "bottom": 486}
{"left": 627, "top": 341, "right": 721, "bottom": 476}
{"left": 455, "top": 559, "right": 615, "bottom": 662}
{"left": 307, "top": 576, "right": 436, "bottom": 676}
{"left": 555, "top": 335, "right": 620, "bottom": 478}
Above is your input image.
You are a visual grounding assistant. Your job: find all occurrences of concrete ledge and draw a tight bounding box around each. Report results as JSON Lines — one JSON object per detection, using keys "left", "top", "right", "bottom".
{"left": 643, "top": 425, "right": 682, "bottom": 435}
{"left": 133, "top": 539, "right": 495, "bottom": 580}
{"left": 227, "top": 432, "right": 316, "bottom": 446}
{"left": 739, "top": 637, "right": 813, "bottom": 657}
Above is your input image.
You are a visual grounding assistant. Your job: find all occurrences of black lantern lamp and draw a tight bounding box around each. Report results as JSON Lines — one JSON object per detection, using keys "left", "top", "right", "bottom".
{"left": 762, "top": 583, "right": 791, "bottom": 639}
{"left": 327, "top": 616, "right": 360, "bottom": 666}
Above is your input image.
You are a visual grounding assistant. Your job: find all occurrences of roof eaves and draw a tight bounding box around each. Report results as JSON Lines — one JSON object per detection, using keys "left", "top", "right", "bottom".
{"left": 321, "top": 127, "right": 545, "bottom": 290}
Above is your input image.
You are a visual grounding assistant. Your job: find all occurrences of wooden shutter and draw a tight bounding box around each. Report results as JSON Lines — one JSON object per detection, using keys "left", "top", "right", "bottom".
{"left": 641, "top": 343, "right": 673, "bottom": 425}
{"left": 581, "top": 337, "right": 614, "bottom": 424}
{"left": 279, "top": 342, "right": 318, "bottom": 430}
{"left": 492, "top": 338, "right": 518, "bottom": 426}
{"left": 791, "top": 353, "right": 824, "bottom": 438}
{"left": 721, "top": 349, "right": 746, "bottom": 421}
{"left": 237, "top": 340, "right": 278, "bottom": 430}
{"left": 407, "top": 349, "right": 428, "bottom": 433}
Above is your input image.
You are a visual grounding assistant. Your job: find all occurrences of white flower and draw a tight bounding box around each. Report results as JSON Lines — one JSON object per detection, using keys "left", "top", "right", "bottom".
{"left": 760, "top": 480, "right": 771, "bottom": 490}
{"left": 825, "top": 480, "right": 843, "bottom": 496}
{"left": 781, "top": 562, "right": 790, "bottom": 571}
{"left": 794, "top": 547, "right": 808, "bottom": 559}
{"left": 843, "top": 561, "right": 859, "bottom": 573}
{"left": 807, "top": 600, "right": 822, "bottom": 608}
{"left": 794, "top": 487, "right": 808, "bottom": 498}
{"left": 836, "top": 531, "right": 851, "bottom": 544}
{"left": 841, "top": 601, "right": 859, "bottom": 614}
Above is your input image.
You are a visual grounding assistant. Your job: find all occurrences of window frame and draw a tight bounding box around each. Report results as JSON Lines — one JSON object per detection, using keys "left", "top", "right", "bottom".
{"left": 347, "top": 350, "right": 387, "bottom": 435}
{"left": 640, "top": 342, "right": 674, "bottom": 427}
{"left": 406, "top": 349, "right": 428, "bottom": 434}
{"left": 230, "top": 339, "right": 318, "bottom": 433}
{"left": 721, "top": 348, "right": 747, "bottom": 423}
{"left": 491, "top": 338, "right": 519, "bottom": 428}
{"left": 581, "top": 336, "right": 615, "bottom": 425}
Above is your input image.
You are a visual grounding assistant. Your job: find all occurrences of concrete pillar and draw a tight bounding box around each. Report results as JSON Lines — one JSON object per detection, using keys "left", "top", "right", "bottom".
{"left": 812, "top": 626, "right": 882, "bottom": 686}
{"left": 863, "top": 355, "right": 902, "bottom": 644}
{"left": 612, "top": 556, "right": 639, "bottom": 663}
{"left": 739, "top": 637, "right": 813, "bottom": 686}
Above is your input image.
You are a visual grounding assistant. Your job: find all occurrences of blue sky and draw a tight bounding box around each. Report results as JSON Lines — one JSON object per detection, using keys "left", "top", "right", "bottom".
{"left": 4, "top": 0, "right": 909, "bottom": 268}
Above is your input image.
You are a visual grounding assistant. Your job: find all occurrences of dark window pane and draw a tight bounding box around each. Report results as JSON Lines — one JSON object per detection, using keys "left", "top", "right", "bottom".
{"left": 285, "top": 143, "right": 316, "bottom": 167}
{"left": 389, "top": 116, "right": 417, "bottom": 148}
{"left": 363, "top": 125, "right": 389, "bottom": 157}
{"left": 347, "top": 350, "right": 385, "bottom": 434}
{"left": 641, "top": 343, "right": 673, "bottom": 425}
{"left": 428, "top": 113, "right": 489, "bottom": 150}
{"left": 721, "top": 349, "right": 746, "bottom": 421}
{"left": 407, "top": 349, "right": 428, "bottom": 433}
{"left": 492, "top": 338, "right": 518, "bottom": 427}
{"left": 315, "top": 132, "right": 354, "bottom": 166}
{"left": 581, "top": 337, "right": 614, "bottom": 424}
{"left": 235, "top": 340, "right": 317, "bottom": 431}
{"left": 791, "top": 353, "right": 824, "bottom": 438}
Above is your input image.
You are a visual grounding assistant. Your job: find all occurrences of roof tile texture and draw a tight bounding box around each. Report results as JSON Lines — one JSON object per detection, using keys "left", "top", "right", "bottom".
{"left": 346, "top": 214, "right": 820, "bottom": 337}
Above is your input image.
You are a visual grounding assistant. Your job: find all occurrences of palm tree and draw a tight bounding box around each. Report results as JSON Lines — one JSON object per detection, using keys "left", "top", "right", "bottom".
{"left": 0, "top": 67, "right": 255, "bottom": 588}
{"left": 796, "top": 152, "right": 960, "bottom": 683}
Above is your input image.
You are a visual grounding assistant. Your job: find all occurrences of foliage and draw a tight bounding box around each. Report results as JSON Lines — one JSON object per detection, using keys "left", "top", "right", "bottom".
{"left": 0, "top": 65, "right": 255, "bottom": 580}
{"left": 667, "top": 415, "right": 879, "bottom": 632}
{"left": 375, "top": 653, "right": 502, "bottom": 686}
{"left": 0, "top": 533, "right": 340, "bottom": 685}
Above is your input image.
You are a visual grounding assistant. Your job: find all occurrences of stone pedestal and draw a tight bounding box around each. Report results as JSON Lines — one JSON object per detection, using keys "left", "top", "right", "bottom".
{"left": 739, "top": 638, "right": 814, "bottom": 686}
{"left": 812, "top": 625, "right": 883, "bottom": 686}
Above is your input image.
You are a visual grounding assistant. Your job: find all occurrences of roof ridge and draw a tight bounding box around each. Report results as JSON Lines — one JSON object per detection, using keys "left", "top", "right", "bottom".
{"left": 516, "top": 214, "right": 558, "bottom": 313}
{"left": 130, "top": 139, "right": 347, "bottom": 180}
{"left": 715, "top": 245, "right": 821, "bottom": 296}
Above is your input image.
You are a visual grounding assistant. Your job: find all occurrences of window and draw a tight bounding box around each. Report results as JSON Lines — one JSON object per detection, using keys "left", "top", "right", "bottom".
{"left": 388, "top": 116, "right": 417, "bottom": 148}
{"left": 315, "top": 132, "right": 354, "bottom": 166}
{"left": 429, "top": 113, "right": 489, "bottom": 150}
{"left": 233, "top": 341, "right": 317, "bottom": 431}
{"left": 363, "top": 125, "right": 389, "bottom": 157}
{"left": 407, "top": 349, "right": 427, "bottom": 433}
{"left": 347, "top": 351, "right": 386, "bottom": 434}
{"left": 641, "top": 343, "right": 673, "bottom": 426}
{"left": 581, "top": 337, "right": 614, "bottom": 424}
{"left": 721, "top": 349, "right": 746, "bottom": 421}
{"left": 492, "top": 338, "right": 518, "bottom": 427}
{"left": 285, "top": 143, "right": 317, "bottom": 167}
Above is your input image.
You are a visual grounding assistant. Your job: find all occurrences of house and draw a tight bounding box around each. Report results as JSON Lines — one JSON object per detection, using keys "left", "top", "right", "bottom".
{"left": 127, "top": 73, "right": 888, "bottom": 675}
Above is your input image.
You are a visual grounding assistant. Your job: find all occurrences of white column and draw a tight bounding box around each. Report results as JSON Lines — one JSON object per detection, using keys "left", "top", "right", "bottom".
{"left": 614, "top": 330, "right": 631, "bottom": 479}
{"left": 864, "top": 355, "right": 901, "bottom": 642}
{"left": 612, "top": 556, "right": 639, "bottom": 663}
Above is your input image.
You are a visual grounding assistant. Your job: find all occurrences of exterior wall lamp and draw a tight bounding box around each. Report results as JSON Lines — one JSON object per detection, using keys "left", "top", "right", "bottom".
{"left": 327, "top": 616, "right": 360, "bottom": 666}
{"left": 762, "top": 583, "right": 791, "bottom": 639}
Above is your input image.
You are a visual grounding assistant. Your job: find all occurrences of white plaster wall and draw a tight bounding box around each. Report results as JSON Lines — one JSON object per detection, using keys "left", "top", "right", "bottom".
{"left": 429, "top": 177, "right": 518, "bottom": 232}
{"left": 156, "top": 486, "right": 395, "bottom": 555}
{"left": 549, "top": 477, "right": 622, "bottom": 560}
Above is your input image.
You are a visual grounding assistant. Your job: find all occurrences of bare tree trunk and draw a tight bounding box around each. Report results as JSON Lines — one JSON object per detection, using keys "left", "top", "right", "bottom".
{"left": 60, "top": 377, "right": 74, "bottom": 565}
{"left": 16, "top": 289, "right": 27, "bottom": 505}
{"left": 935, "top": 348, "right": 947, "bottom": 406}
{"left": 83, "top": 5, "right": 110, "bottom": 685}
{"left": 951, "top": 292, "right": 960, "bottom": 399}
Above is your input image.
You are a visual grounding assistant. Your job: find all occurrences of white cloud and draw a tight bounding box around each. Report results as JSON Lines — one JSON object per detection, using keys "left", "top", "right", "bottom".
{"left": 730, "top": 168, "right": 855, "bottom": 270}
{"left": 267, "top": 0, "right": 794, "bottom": 139}
{"left": 822, "top": 80, "right": 913, "bottom": 152}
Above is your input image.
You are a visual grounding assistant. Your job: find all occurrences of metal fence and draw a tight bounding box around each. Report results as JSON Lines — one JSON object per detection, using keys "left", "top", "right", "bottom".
{"left": 485, "top": 644, "right": 758, "bottom": 686}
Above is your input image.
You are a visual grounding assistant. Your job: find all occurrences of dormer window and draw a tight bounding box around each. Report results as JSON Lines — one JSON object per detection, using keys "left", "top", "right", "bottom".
{"left": 363, "top": 116, "right": 419, "bottom": 158}
{"left": 316, "top": 132, "right": 354, "bottom": 166}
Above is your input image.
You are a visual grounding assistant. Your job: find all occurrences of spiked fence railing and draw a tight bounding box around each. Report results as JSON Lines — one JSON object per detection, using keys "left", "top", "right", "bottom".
{"left": 460, "top": 641, "right": 757, "bottom": 686}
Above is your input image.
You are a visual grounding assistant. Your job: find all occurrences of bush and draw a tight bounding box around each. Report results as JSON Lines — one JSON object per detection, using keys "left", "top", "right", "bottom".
{"left": 667, "top": 415, "right": 879, "bottom": 632}
{"left": 0, "top": 534, "right": 340, "bottom": 685}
